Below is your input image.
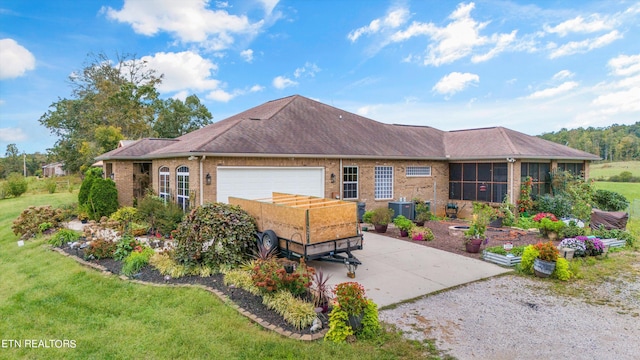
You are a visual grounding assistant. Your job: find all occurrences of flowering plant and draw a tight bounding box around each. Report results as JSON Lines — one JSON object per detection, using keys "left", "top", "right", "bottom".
{"left": 333, "top": 282, "right": 368, "bottom": 316}
{"left": 410, "top": 226, "right": 434, "bottom": 241}
{"left": 533, "top": 212, "right": 558, "bottom": 222}
{"left": 584, "top": 237, "right": 605, "bottom": 256}
{"left": 558, "top": 237, "right": 587, "bottom": 257}
{"left": 533, "top": 241, "right": 559, "bottom": 262}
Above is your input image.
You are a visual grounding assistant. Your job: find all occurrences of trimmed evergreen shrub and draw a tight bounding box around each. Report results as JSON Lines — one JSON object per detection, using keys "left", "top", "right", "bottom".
{"left": 87, "top": 178, "right": 118, "bottom": 220}
{"left": 78, "top": 167, "right": 103, "bottom": 207}
{"left": 173, "top": 203, "right": 257, "bottom": 269}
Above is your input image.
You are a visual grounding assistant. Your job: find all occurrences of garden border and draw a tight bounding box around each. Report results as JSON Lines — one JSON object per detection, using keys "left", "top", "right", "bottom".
{"left": 49, "top": 246, "right": 328, "bottom": 341}
{"left": 482, "top": 251, "right": 522, "bottom": 267}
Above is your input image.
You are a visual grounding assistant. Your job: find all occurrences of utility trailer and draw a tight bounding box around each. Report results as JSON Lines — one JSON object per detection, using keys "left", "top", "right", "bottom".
{"left": 229, "top": 193, "right": 363, "bottom": 276}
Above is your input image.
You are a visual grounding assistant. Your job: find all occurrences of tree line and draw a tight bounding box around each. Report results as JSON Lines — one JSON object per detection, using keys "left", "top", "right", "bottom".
{"left": 539, "top": 122, "right": 640, "bottom": 161}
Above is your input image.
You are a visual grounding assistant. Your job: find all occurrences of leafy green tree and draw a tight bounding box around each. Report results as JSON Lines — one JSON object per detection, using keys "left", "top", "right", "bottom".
{"left": 2, "top": 144, "right": 22, "bottom": 177}
{"left": 3, "top": 173, "right": 28, "bottom": 197}
{"left": 154, "top": 95, "right": 212, "bottom": 138}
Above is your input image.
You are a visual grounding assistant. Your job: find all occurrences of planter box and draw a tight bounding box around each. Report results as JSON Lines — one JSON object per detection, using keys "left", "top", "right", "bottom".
{"left": 601, "top": 238, "right": 625, "bottom": 248}
{"left": 482, "top": 250, "right": 521, "bottom": 267}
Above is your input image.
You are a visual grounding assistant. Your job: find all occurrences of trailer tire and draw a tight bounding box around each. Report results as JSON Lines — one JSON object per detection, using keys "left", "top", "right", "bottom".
{"left": 261, "top": 230, "right": 279, "bottom": 253}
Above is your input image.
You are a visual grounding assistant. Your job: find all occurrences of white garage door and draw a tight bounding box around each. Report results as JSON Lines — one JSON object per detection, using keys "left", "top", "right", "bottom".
{"left": 216, "top": 166, "right": 325, "bottom": 203}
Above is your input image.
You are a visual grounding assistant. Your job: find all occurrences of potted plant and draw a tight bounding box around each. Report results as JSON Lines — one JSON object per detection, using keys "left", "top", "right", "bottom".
{"left": 333, "top": 282, "right": 368, "bottom": 331}
{"left": 413, "top": 200, "right": 431, "bottom": 226}
{"left": 534, "top": 213, "right": 565, "bottom": 241}
{"left": 393, "top": 215, "right": 414, "bottom": 237}
{"left": 532, "top": 241, "right": 559, "bottom": 278}
{"left": 78, "top": 211, "right": 89, "bottom": 224}
{"left": 410, "top": 226, "right": 434, "bottom": 241}
{"left": 363, "top": 207, "right": 393, "bottom": 233}
{"left": 464, "top": 202, "right": 495, "bottom": 253}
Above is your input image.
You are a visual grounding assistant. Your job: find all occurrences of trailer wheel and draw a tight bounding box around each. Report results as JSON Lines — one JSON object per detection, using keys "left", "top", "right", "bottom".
{"left": 261, "top": 230, "right": 279, "bottom": 253}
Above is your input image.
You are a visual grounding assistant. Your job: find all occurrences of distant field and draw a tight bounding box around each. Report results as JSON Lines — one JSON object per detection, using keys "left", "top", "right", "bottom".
{"left": 590, "top": 161, "right": 640, "bottom": 180}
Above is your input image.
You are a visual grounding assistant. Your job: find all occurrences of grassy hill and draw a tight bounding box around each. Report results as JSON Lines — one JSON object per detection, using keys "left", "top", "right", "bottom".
{"left": 590, "top": 161, "right": 640, "bottom": 180}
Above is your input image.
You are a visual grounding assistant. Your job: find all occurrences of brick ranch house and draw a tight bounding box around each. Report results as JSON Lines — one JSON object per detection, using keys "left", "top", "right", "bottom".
{"left": 95, "top": 95, "right": 600, "bottom": 218}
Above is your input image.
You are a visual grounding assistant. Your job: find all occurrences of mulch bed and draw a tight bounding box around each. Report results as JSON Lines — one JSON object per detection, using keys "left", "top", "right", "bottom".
{"left": 57, "top": 220, "right": 549, "bottom": 337}
{"left": 378, "top": 219, "right": 547, "bottom": 258}
{"left": 59, "top": 245, "right": 328, "bottom": 337}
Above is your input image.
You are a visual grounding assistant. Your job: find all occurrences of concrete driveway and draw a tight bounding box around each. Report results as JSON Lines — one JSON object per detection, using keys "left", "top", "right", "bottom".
{"left": 309, "top": 232, "right": 512, "bottom": 307}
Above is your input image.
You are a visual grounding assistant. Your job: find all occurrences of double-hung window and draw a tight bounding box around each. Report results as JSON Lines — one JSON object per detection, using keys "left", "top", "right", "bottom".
{"left": 343, "top": 166, "right": 358, "bottom": 200}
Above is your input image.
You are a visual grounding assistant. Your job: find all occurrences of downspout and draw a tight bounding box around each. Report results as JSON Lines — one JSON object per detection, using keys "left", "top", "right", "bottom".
{"left": 508, "top": 158, "right": 516, "bottom": 204}
{"left": 339, "top": 159, "right": 343, "bottom": 199}
{"left": 199, "top": 155, "right": 206, "bottom": 206}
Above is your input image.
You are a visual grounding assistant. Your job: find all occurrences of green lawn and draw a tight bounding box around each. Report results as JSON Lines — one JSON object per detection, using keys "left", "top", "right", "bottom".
{"left": 0, "top": 193, "right": 435, "bottom": 360}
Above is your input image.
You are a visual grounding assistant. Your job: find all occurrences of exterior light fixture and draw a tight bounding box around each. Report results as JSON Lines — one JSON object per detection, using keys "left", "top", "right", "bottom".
{"left": 330, "top": 173, "right": 336, "bottom": 183}
{"left": 205, "top": 173, "right": 212, "bottom": 185}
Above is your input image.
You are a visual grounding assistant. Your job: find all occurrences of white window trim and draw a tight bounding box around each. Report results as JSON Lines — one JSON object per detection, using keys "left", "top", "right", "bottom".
{"left": 159, "top": 167, "right": 170, "bottom": 201}
{"left": 406, "top": 166, "right": 432, "bottom": 177}
{"left": 342, "top": 166, "right": 359, "bottom": 200}
{"left": 176, "top": 166, "right": 189, "bottom": 210}
{"left": 374, "top": 166, "right": 393, "bottom": 200}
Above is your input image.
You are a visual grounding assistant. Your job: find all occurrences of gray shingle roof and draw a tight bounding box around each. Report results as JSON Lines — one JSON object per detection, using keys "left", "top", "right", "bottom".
{"left": 96, "top": 95, "right": 600, "bottom": 161}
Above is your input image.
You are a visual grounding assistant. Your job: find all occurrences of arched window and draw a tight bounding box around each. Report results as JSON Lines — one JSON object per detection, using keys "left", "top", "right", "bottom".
{"left": 176, "top": 166, "right": 189, "bottom": 211}
{"left": 159, "top": 166, "right": 170, "bottom": 202}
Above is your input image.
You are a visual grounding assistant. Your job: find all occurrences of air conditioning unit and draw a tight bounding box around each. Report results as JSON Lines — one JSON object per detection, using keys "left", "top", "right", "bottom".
{"left": 388, "top": 201, "right": 415, "bottom": 221}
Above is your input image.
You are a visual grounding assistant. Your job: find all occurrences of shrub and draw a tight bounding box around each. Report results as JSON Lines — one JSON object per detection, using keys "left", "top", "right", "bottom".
{"left": 519, "top": 245, "right": 539, "bottom": 275}
{"left": 262, "top": 291, "right": 317, "bottom": 330}
{"left": 393, "top": 215, "right": 414, "bottom": 232}
{"left": 3, "top": 173, "right": 28, "bottom": 198}
{"left": 110, "top": 207, "right": 138, "bottom": 225}
{"left": 584, "top": 237, "right": 605, "bottom": 256}
{"left": 149, "top": 251, "right": 188, "bottom": 278}
{"left": 334, "top": 282, "right": 367, "bottom": 316}
{"left": 559, "top": 220, "right": 587, "bottom": 239}
{"left": 45, "top": 178, "right": 57, "bottom": 194}
{"left": 534, "top": 194, "right": 572, "bottom": 218}
{"left": 325, "top": 307, "right": 354, "bottom": 343}
{"left": 122, "top": 247, "right": 155, "bottom": 276}
{"left": 534, "top": 241, "right": 559, "bottom": 262}
{"left": 49, "top": 229, "right": 81, "bottom": 247}
{"left": 113, "top": 235, "right": 144, "bottom": 261}
{"left": 78, "top": 167, "right": 103, "bottom": 207}
{"left": 359, "top": 300, "right": 382, "bottom": 339}
{"left": 224, "top": 269, "right": 261, "bottom": 295}
{"left": 173, "top": 203, "right": 257, "bottom": 269}
{"left": 251, "top": 258, "right": 315, "bottom": 297}
{"left": 552, "top": 258, "right": 572, "bottom": 281}
{"left": 87, "top": 178, "right": 118, "bottom": 220}
{"left": 12, "top": 205, "right": 64, "bottom": 240}
{"left": 84, "top": 239, "right": 118, "bottom": 259}
{"left": 136, "top": 193, "right": 184, "bottom": 235}
{"left": 363, "top": 207, "right": 393, "bottom": 225}
{"left": 591, "top": 226, "right": 635, "bottom": 247}
{"left": 592, "top": 189, "right": 629, "bottom": 212}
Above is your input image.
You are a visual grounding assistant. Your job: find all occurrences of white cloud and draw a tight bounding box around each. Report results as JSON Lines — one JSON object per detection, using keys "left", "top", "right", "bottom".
{"left": 471, "top": 30, "right": 517, "bottom": 63}
{"left": 348, "top": 7, "right": 409, "bottom": 42}
{"left": 552, "top": 70, "right": 574, "bottom": 80}
{"left": 272, "top": 75, "right": 297, "bottom": 89}
{"left": 608, "top": 53, "right": 640, "bottom": 76}
{"left": 527, "top": 81, "right": 579, "bottom": 99}
{"left": 103, "top": 0, "right": 264, "bottom": 51}
{"left": 294, "top": 62, "right": 320, "bottom": 78}
{"left": 240, "top": 49, "right": 254, "bottom": 63}
{"left": 0, "top": 127, "right": 27, "bottom": 142}
{"left": 0, "top": 39, "right": 36, "bottom": 79}
{"left": 432, "top": 72, "right": 480, "bottom": 96}
{"left": 250, "top": 84, "right": 264, "bottom": 92}
{"left": 549, "top": 30, "right": 622, "bottom": 59}
{"left": 207, "top": 89, "right": 235, "bottom": 102}
{"left": 140, "top": 51, "right": 220, "bottom": 93}
{"left": 544, "top": 15, "right": 614, "bottom": 37}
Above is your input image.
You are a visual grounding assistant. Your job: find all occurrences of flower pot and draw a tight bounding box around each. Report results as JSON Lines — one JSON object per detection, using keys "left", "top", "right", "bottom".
{"left": 414, "top": 221, "right": 425, "bottom": 227}
{"left": 374, "top": 224, "right": 388, "bottom": 233}
{"left": 400, "top": 230, "right": 409, "bottom": 237}
{"left": 465, "top": 238, "right": 483, "bottom": 253}
{"left": 533, "top": 258, "right": 556, "bottom": 278}
{"left": 348, "top": 313, "right": 364, "bottom": 332}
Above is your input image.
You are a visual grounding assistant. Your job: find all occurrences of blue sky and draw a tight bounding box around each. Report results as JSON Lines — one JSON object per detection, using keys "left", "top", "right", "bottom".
{"left": 1, "top": 0, "right": 639, "bottom": 154}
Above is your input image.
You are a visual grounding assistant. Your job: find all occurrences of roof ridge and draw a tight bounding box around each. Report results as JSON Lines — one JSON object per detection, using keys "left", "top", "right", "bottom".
{"left": 497, "top": 127, "right": 519, "bottom": 155}
{"left": 264, "top": 94, "right": 299, "bottom": 120}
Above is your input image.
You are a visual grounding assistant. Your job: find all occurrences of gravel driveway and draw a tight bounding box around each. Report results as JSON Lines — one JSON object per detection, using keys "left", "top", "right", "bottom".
{"left": 380, "top": 273, "right": 640, "bottom": 360}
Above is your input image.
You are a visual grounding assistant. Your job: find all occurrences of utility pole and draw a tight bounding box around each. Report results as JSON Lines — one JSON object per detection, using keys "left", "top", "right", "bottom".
{"left": 23, "top": 153, "right": 26, "bottom": 177}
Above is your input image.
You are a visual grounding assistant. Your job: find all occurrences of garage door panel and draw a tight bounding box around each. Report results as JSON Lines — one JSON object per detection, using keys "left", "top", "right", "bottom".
{"left": 217, "top": 167, "right": 324, "bottom": 203}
